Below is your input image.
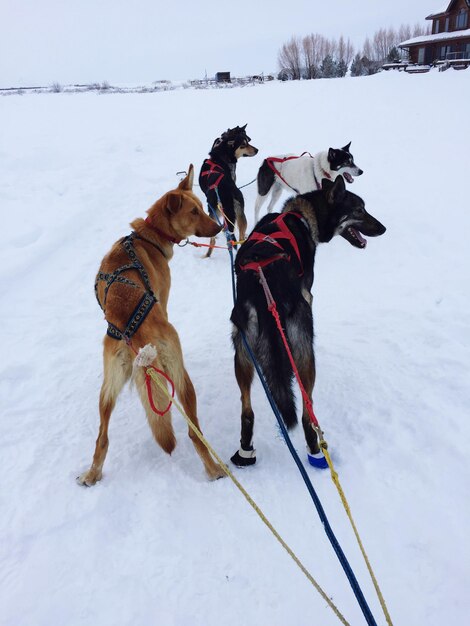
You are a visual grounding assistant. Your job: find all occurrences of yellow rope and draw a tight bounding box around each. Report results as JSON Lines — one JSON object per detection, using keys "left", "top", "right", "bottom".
{"left": 320, "top": 440, "right": 394, "bottom": 626}
{"left": 145, "top": 367, "right": 351, "bottom": 626}
{"left": 216, "top": 201, "right": 237, "bottom": 229}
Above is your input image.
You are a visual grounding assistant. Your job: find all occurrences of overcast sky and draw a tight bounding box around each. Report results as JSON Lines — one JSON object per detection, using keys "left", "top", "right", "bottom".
{"left": 1, "top": 0, "right": 440, "bottom": 87}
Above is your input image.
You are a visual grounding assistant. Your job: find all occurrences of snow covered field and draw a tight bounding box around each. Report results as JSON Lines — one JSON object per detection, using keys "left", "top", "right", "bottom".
{"left": 1, "top": 70, "right": 469, "bottom": 626}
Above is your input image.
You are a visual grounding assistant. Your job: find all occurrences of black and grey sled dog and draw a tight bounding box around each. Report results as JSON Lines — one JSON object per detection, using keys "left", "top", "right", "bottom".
{"left": 230, "top": 176, "right": 386, "bottom": 467}
{"left": 199, "top": 124, "right": 258, "bottom": 257}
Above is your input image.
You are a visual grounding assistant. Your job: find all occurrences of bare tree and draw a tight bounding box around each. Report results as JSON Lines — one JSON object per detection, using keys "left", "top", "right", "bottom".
{"left": 338, "top": 35, "right": 346, "bottom": 62}
{"left": 413, "top": 21, "right": 431, "bottom": 37}
{"left": 398, "top": 23, "right": 412, "bottom": 42}
{"left": 278, "top": 36, "right": 302, "bottom": 79}
{"left": 328, "top": 38, "right": 339, "bottom": 61}
{"left": 276, "top": 21, "right": 427, "bottom": 81}
{"left": 302, "top": 34, "right": 319, "bottom": 78}
{"left": 363, "top": 36, "right": 373, "bottom": 60}
{"left": 372, "top": 28, "right": 387, "bottom": 61}
{"left": 337, "top": 35, "right": 355, "bottom": 74}
{"left": 342, "top": 37, "right": 355, "bottom": 65}
{"left": 301, "top": 33, "right": 344, "bottom": 79}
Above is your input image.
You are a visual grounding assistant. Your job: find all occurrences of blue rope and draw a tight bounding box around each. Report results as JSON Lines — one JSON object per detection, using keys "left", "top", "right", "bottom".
{"left": 208, "top": 190, "right": 379, "bottom": 626}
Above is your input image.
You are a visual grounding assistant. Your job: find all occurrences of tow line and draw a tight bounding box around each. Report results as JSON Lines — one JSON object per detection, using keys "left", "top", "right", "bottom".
{"left": 205, "top": 188, "right": 393, "bottom": 626}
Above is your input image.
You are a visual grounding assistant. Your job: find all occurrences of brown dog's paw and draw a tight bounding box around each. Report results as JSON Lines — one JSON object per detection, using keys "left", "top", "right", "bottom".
{"left": 206, "top": 463, "right": 226, "bottom": 481}
{"left": 76, "top": 468, "right": 102, "bottom": 487}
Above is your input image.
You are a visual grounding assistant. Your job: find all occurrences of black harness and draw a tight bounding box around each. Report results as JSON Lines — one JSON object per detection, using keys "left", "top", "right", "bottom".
{"left": 95, "top": 232, "right": 162, "bottom": 341}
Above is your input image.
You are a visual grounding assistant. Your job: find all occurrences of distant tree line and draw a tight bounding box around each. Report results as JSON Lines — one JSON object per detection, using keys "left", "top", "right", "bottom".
{"left": 278, "top": 23, "right": 431, "bottom": 79}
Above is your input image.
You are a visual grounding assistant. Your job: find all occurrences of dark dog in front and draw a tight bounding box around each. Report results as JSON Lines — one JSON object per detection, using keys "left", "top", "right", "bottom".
{"left": 230, "top": 176, "right": 386, "bottom": 466}
{"left": 199, "top": 124, "right": 258, "bottom": 257}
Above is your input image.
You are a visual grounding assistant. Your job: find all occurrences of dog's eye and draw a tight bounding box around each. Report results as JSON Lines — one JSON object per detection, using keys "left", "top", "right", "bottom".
{"left": 191, "top": 207, "right": 199, "bottom": 215}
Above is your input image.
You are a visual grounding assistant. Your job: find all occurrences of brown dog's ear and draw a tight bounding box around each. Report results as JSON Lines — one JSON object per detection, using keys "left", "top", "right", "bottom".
{"left": 166, "top": 191, "right": 183, "bottom": 214}
{"left": 178, "top": 164, "right": 194, "bottom": 191}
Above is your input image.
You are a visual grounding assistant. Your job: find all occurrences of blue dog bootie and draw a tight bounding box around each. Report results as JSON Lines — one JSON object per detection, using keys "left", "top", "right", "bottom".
{"left": 307, "top": 449, "right": 329, "bottom": 469}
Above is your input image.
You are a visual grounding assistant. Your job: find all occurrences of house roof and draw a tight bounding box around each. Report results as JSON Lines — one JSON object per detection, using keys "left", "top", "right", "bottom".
{"left": 399, "top": 27, "right": 470, "bottom": 47}
{"left": 427, "top": 0, "right": 470, "bottom": 19}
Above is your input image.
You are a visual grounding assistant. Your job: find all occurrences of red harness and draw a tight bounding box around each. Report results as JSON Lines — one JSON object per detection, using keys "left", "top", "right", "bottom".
{"left": 239, "top": 212, "right": 304, "bottom": 275}
{"left": 265, "top": 152, "right": 313, "bottom": 193}
{"left": 200, "top": 159, "right": 225, "bottom": 190}
{"left": 266, "top": 152, "right": 332, "bottom": 192}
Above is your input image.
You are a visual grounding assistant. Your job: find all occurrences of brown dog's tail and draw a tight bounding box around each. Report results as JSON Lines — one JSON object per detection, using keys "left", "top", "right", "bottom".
{"left": 133, "top": 344, "right": 177, "bottom": 454}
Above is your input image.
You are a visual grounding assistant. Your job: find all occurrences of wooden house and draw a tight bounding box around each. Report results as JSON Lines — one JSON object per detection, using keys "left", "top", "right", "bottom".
{"left": 399, "top": 0, "right": 470, "bottom": 65}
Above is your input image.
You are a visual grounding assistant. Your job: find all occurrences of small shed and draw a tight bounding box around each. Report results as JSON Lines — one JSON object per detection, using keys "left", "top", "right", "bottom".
{"left": 215, "top": 72, "right": 231, "bottom": 83}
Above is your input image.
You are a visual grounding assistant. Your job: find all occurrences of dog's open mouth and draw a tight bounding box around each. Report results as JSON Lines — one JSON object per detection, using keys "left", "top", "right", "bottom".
{"left": 341, "top": 226, "right": 367, "bottom": 248}
{"left": 343, "top": 172, "right": 354, "bottom": 183}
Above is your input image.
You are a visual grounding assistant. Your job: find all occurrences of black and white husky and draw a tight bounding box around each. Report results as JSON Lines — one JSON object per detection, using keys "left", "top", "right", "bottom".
{"left": 254, "top": 142, "right": 363, "bottom": 222}
{"left": 230, "top": 176, "right": 385, "bottom": 467}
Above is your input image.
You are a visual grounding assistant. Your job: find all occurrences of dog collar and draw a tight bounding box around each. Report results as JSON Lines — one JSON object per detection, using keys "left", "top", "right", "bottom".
{"left": 144, "top": 218, "right": 183, "bottom": 244}
{"left": 313, "top": 167, "right": 332, "bottom": 191}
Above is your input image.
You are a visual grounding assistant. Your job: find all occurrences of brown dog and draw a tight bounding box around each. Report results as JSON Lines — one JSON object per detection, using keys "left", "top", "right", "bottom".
{"left": 77, "top": 165, "right": 225, "bottom": 486}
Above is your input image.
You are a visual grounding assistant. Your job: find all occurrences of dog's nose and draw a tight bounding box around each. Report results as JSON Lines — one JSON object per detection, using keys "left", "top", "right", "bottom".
{"left": 357, "top": 169, "right": 363, "bottom": 176}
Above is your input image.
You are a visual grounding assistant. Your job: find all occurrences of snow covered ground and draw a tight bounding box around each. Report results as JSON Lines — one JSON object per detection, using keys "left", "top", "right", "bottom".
{"left": 1, "top": 70, "right": 469, "bottom": 626}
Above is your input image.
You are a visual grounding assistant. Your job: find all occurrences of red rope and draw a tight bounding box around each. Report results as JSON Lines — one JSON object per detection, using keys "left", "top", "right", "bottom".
{"left": 257, "top": 267, "right": 319, "bottom": 428}
{"left": 145, "top": 366, "right": 175, "bottom": 416}
{"left": 265, "top": 152, "right": 314, "bottom": 193}
{"left": 125, "top": 338, "right": 175, "bottom": 416}
{"left": 187, "top": 240, "right": 233, "bottom": 250}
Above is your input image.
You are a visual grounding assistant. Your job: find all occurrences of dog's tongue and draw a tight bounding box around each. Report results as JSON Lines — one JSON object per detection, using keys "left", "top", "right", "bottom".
{"left": 344, "top": 172, "right": 353, "bottom": 183}
{"left": 351, "top": 227, "right": 366, "bottom": 247}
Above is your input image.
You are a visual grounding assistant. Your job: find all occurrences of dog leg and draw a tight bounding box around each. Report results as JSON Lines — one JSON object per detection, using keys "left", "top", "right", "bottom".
{"left": 285, "top": 307, "right": 318, "bottom": 452}
{"left": 234, "top": 199, "right": 247, "bottom": 243}
{"left": 77, "top": 340, "right": 132, "bottom": 486}
{"left": 136, "top": 325, "right": 224, "bottom": 480}
{"left": 265, "top": 183, "right": 283, "bottom": 214}
{"left": 296, "top": 350, "right": 320, "bottom": 454}
{"left": 255, "top": 160, "right": 275, "bottom": 223}
{"left": 254, "top": 193, "right": 267, "bottom": 224}
{"left": 134, "top": 366, "right": 177, "bottom": 455}
{"left": 178, "top": 369, "right": 225, "bottom": 480}
{"left": 231, "top": 345, "right": 256, "bottom": 467}
{"left": 204, "top": 236, "right": 216, "bottom": 259}
{"left": 204, "top": 204, "right": 220, "bottom": 258}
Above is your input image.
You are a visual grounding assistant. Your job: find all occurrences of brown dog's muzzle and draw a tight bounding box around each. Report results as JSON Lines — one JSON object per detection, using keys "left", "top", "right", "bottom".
{"left": 196, "top": 214, "right": 222, "bottom": 238}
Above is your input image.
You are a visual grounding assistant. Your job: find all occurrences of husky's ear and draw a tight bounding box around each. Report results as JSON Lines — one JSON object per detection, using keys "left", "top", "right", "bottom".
{"left": 241, "top": 123, "right": 247, "bottom": 130}
{"left": 166, "top": 191, "right": 183, "bottom": 214}
{"left": 328, "top": 148, "right": 337, "bottom": 162}
{"left": 324, "top": 175, "right": 346, "bottom": 205}
{"left": 178, "top": 164, "right": 194, "bottom": 191}
{"left": 342, "top": 141, "right": 351, "bottom": 152}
